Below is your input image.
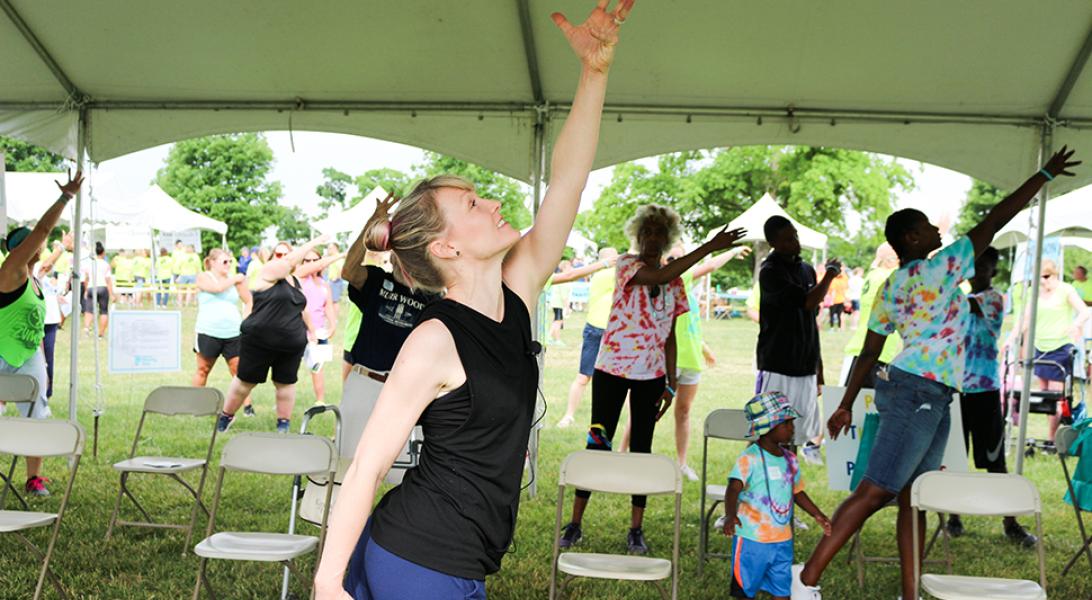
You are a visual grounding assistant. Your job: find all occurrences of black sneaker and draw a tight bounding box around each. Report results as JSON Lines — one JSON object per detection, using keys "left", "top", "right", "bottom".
{"left": 276, "top": 418, "right": 291, "bottom": 434}
{"left": 1004, "top": 520, "right": 1038, "bottom": 548}
{"left": 216, "top": 412, "right": 235, "bottom": 433}
{"left": 945, "top": 515, "right": 964, "bottom": 538}
{"left": 627, "top": 527, "right": 649, "bottom": 555}
{"left": 559, "top": 522, "right": 582, "bottom": 549}
{"left": 243, "top": 405, "right": 256, "bottom": 417}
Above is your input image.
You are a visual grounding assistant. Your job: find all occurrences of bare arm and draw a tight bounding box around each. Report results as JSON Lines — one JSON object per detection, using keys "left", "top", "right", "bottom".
{"left": 258, "top": 234, "right": 330, "bottom": 286}
{"left": 967, "top": 147, "right": 1080, "bottom": 256}
{"left": 628, "top": 228, "right": 745, "bottom": 287}
{"left": 0, "top": 171, "right": 82, "bottom": 293}
{"left": 804, "top": 266, "right": 839, "bottom": 312}
{"left": 689, "top": 246, "right": 748, "bottom": 279}
{"left": 294, "top": 252, "right": 344, "bottom": 280}
{"left": 503, "top": 1, "right": 633, "bottom": 307}
{"left": 342, "top": 193, "right": 396, "bottom": 289}
{"left": 234, "top": 277, "right": 252, "bottom": 314}
{"left": 655, "top": 319, "right": 679, "bottom": 422}
{"left": 196, "top": 272, "right": 242, "bottom": 294}
{"left": 721, "top": 479, "right": 744, "bottom": 537}
{"left": 794, "top": 491, "right": 831, "bottom": 535}
{"left": 323, "top": 284, "right": 338, "bottom": 336}
{"left": 550, "top": 258, "right": 613, "bottom": 285}
{"left": 828, "top": 330, "right": 886, "bottom": 439}
{"left": 313, "top": 321, "right": 463, "bottom": 598}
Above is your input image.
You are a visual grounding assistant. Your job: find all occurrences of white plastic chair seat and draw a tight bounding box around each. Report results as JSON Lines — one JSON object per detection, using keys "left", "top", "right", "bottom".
{"left": 705, "top": 484, "right": 726, "bottom": 501}
{"left": 0, "top": 510, "right": 57, "bottom": 532}
{"left": 194, "top": 532, "right": 318, "bottom": 562}
{"left": 113, "top": 456, "right": 206, "bottom": 473}
{"left": 921, "top": 574, "right": 1046, "bottom": 600}
{"left": 557, "top": 552, "right": 672, "bottom": 581}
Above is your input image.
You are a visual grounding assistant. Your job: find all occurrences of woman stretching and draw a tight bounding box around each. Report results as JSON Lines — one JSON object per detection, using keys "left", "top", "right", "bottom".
{"left": 313, "top": 3, "right": 633, "bottom": 598}
{"left": 557, "top": 205, "right": 743, "bottom": 554}
{"left": 296, "top": 246, "right": 343, "bottom": 405}
{"left": 218, "top": 237, "right": 326, "bottom": 434}
{"left": 193, "top": 248, "right": 253, "bottom": 413}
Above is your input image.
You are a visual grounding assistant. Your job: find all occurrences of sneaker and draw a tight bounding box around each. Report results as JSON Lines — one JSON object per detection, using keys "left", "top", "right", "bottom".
{"left": 1004, "top": 520, "right": 1038, "bottom": 548}
{"left": 242, "top": 405, "right": 256, "bottom": 418}
{"left": 791, "top": 564, "right": 822, "bottom": 599}
{"left": 276, "top": 418, "right": 291, "bottom": 434}
{"left": 627, "top": 527, "right": 649, "bottom": 555}
{"left": 794, "top": 516, "right": 810, "bottom": 531}
{"left": 216, "top": 412, "right": 235, "bottom": 433}
{"left": 679, "top": 463, "right": 699, "bottom": 482}
{"left": 559, "top": 522, "right": 582, "bottom": 549}
{"left": 802, "top": 442, "right": 824, "bottom": 466}
{"left": 946, "top": 515, "right": 964, "bottom": 538}
{"left": 24, "top": 476, "right": 50, "bottom": 498}
{"left": 556, "top": 415, "right": 575, "bottom": 428}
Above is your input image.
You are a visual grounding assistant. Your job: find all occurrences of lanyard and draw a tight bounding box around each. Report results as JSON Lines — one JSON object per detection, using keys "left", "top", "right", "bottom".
{"left": 758, "top": 446, "right": 795, "bottom": 523}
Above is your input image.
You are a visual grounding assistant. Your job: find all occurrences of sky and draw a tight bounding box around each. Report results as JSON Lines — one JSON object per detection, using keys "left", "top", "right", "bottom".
{"left": 96, "top": 130, "right": 972, "bottom": 236}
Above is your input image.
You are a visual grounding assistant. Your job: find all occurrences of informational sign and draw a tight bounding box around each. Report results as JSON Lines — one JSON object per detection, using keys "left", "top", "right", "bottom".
{"left": 822, "top": 386, "right": 968, "bottom": 491}
{"left": 109, "top": 310, "right": 182, "bottom": 373}
{"left": 157, "top": 229, "right": 202, "bottom": 254}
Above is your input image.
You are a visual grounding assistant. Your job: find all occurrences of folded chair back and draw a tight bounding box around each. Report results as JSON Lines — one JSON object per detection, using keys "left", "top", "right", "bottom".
{"left": 912, "top": 471, "right": 1039, "bottom": 517}
{"left": 704, "top": 408, "right": 755, "bottom": 441}
{"left": 143, "top": 386, "right": 223, "bottom": 417}
{"left": 0, "top": 373, "right": 38, "bottom": 404}
{"left": 221, "top": 433, "right": 336, "bottom": 476}
{"left": 0, "top": 417, "right": 84, "bottom": 457}
{"left": 559, "top": 450, "right": 681, "bottom": 496}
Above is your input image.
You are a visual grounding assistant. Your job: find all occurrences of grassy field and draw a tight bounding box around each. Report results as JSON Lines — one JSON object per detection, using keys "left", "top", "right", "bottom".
{"left": 1, "top": 301, "right": 1089, "bottom": 599}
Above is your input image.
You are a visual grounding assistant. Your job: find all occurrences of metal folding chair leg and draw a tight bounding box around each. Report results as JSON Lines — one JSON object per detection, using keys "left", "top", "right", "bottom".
{"left": 852, "top": 511, "right": 947, "bottom": 587}
{"left": 14, "top": 531, "right": 69, "bottom": 600}
{"left": 1060, "top": 452, "right": 1092, "bottom": 578}
{"left": 0, "top": 455, "right": 28, "bottom": 510}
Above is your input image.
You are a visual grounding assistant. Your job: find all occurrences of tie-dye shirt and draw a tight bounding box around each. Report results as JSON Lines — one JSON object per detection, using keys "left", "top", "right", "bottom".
{"left": 868, "top": 236, "right": 975, "bottom": 390}
{"left": 595, "top": 254, "right": 689, "bottom": 380}
{"left": 962, "top": 288, "right": 1005, "bottom": 393}
{"left": 729, "top": 444, "right": 803, "bottom": 543}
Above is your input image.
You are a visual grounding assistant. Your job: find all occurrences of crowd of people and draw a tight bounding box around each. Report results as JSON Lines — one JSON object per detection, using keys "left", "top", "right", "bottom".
{"left": 2, "top": 3, "right": 1091, "bottom": 598}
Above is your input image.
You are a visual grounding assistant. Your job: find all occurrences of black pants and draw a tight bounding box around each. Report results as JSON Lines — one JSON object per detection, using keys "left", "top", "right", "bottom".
{"left": 576, "top": 369, "right": 665, "bottom": 508}
{"left": 829, "top": 303, "right": 845, "bottom": 328}
{"left": 43, "top": 324, "right": 58, "bottom": 398}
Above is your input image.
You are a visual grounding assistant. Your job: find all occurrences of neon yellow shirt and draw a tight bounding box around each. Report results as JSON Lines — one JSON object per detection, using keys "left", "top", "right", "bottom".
{"left": 131, "top": 255, "right": 151, "bottom": 279}
{"left": 112, "top": 255, "right": 134, "bottom": 282}
{"left": 845, "top": 266, "right": 903, "bottom": 363}
{"left": 585, "top": 267, "right": 616, "bottom": 329}
{"left": 246, "top": 257, "right": 265, "bottom": 287}
{"left": 675, "top": 272, "right": 705, "bottom": 371}
{"left": 1073, "top": 278, "right": 1092, "bottom": 302}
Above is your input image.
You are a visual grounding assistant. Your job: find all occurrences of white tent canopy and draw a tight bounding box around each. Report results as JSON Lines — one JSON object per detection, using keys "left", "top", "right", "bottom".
{"left": 312, "top": 186, "right": 389, "bottom": 237}
{"left": 718, "top": 193, "right": 827, "bottom": 251}
{"left": 994, "top": 183, "right": 1092, "bottom": 249}
{"left": 137, "top": 184, "right": 227, "bottom": 235}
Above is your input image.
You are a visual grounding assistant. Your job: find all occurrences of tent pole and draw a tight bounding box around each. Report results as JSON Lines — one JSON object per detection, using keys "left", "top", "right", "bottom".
{"left": 68, "top": 109, "right": 87, "bottom": 426}
{"left": 527, "top": 105, "right": 546, "bottom": 500}
{"left": 89, "top": 175, "right": 103, "bottom": 459}
{"left": 0, "top": 152, "right": 7, "bottom": 233}
{"left": 1014, "top": 124, "right": 1054, "bottom": 474}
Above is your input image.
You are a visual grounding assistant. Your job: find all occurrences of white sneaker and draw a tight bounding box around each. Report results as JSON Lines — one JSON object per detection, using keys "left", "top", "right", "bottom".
{"left": 791, "top": 564, "right": 822, "bottom": 599}
{"left": 556, "top": 415, "right": 575, "bottom": 428}
{"left": 802, "top": 443, "right": 824, "bottom": 465}
{"left": 794, "top": 516, "right": 810, "bottom": 530}
{"left": 679, "top": 463, "right": 699, "bottom": 482}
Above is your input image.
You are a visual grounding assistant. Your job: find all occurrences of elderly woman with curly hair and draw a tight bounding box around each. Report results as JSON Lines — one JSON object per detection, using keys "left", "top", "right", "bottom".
{"left": 557, "top": 203, "right": 744, "bottom": 554}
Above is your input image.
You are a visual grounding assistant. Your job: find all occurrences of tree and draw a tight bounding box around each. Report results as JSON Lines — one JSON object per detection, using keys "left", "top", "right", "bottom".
{"left": 415, "top": 152, "right": 532, "bottom": 230}
{"left": 314, "top": 167, "right": 353, "bottom": 219}
{"left": 0, "top": 136, "right": 66, "bottom": 172}
{"left": 276, "top": 206, "right": 314, "bottom": 244}
{"left": 956, "top": 179, "right": 1005, "bottom": 235}
{"left": 156, "top": 134, "right": 283, "bottom": 251}
{"left": 354, "top": 167, "right": 412, "bottom": 201}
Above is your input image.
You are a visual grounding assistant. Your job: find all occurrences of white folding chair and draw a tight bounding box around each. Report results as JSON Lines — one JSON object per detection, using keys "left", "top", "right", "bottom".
{"left": 0, "top": 417, "right": 84, "bottom": 600}
{"left": 911, "top": 471, "right": 1046, "bottom": 600}
{"left": 192, "top": 433, "right": 337, "bottom": 600}
{"left": 105, "top": 386, "right": 223, "bottom": 553}
{"left": 697, "top": 408, "right": 754, "bottom": 576}
{"left": 550, "top": 450, "right": 682, "bottom": 600}
{"left": 1057, "top": 425, "right": 1092, "bottom": 583}
{"left": 0, "top": 373, "right": 40, "bottom": 511}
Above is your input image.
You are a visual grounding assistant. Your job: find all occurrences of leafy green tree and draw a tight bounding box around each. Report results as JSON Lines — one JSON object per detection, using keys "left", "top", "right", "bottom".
{"left": 354, "top": 167, "right": 412, "bottom": 201}
{"left": 156, "top": 133, "right": 283, "bottom": 251}
{"left": 0, "top": 136, "right": 66, "bottom": 172}
{"left": 415, "top": 152, "right": 532, "bottom": 229}
{"left": 956, "top": 179, "right": 1005, "bottom": 235}
{"left": 276, "top": 206, "right": 314, "bottom": 244}
{"left": 314, "top": 167, "right": 353, "bottom": 219}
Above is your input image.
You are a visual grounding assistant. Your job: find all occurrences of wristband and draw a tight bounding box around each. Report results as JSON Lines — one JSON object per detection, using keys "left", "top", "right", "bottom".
{"left": 1039, "top": 168, "right": 1054, "bottom": 181}
{"left": 58, "top": 193, "right": 72, "bottom": 203}
{"left": 665, "top": 385, "right": 676, "bottom": 397}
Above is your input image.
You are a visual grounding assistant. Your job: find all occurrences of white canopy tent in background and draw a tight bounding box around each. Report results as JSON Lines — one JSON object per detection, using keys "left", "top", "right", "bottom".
{"left": 311, "top": 185, "right": 390, "bottom": 237}
{"left": 994, "top": 183, "right": 1092, "bottom": 249}
{"left": 719, "top": 192, "right": 828, "bottom": 252}
{"left": 2, "top": 1, "right": 1092, "bottom": 473}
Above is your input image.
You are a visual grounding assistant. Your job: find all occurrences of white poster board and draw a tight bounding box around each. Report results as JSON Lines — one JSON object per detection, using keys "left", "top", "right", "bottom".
{"left": 822, "top": 386, "right": 968, "bottom": 491}
{"left": 109, "top": 310, "right": 182, "bottom": 373}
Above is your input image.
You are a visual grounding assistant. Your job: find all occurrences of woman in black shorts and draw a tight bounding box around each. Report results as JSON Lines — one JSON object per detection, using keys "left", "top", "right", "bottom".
{"left": 218, "top": 235, "right": 327, "bottom": 434}
{"left": 193, "top": 248, "right": 254, "bottom": 413}
{"left": 314, "top": 3, "right": 634, "bottom": 598}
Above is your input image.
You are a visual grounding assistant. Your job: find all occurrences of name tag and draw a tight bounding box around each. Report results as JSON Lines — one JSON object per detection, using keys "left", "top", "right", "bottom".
{"left": 767, "top": 466, "right": 783, "bottom": 481}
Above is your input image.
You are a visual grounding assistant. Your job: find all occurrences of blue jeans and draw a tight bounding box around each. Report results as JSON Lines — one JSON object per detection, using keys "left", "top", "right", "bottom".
{"left": 578, "top": 323, "right": 604, "bottom": 377}
{"left": 345, "top": 520, "right": 486, "bottom": 599}
{"left": 863, "top": 366, "right": 953, "bottom": 494}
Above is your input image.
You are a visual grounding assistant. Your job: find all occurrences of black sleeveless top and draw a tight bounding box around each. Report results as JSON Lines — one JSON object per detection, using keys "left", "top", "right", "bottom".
{"left": 370, "top": 284, "right": 539, "bottom": 580}
{"left": 239, "top": 277, "right": 307, "bottom": 351}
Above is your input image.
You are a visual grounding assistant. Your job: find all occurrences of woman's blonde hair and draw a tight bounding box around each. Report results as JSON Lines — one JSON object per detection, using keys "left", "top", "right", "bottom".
{"left": 363, "top": 175, "right": 474, "bottom": 293}
{"left": 203, "top": 247, "right": 228, "bottom": 271}
{"left": 624, "top": 204, "right": 682, "bottom": 253}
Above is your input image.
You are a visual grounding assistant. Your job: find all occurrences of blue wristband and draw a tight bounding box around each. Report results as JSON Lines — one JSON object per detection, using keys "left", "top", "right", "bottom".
{"left": 665, "top": 385, "right": 676, "bottom": 396}
{"left": 1039, "top": 168, "right": 1054, "bottom": 181}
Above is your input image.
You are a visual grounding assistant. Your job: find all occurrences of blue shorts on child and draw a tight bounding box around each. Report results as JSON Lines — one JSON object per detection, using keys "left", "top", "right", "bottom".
{"left": 730, "top": 536, "right": 794, "bottom": 598}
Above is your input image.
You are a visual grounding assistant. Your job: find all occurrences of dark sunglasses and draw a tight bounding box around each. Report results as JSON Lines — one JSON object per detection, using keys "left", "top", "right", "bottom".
{"left": 1042, "top": 273, "right": 1055, "bottom": 279}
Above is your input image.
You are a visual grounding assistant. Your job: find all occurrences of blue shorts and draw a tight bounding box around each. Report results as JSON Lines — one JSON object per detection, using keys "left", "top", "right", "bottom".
{"left": 177, "top": 274, "right": 196, "bottom": 284}
{"left": 730, "top": 536, "right": 793, "bottom": 598}
{"left": 345, "top": 520, "right": 486, "bottom": 600}
{"left": 863, "top": 366, "right": 953, "bottom": 494}
{"left": 1033, "top": 344, "right": 1075, "bottom": 382}
{"left": 579, "top": 323, "right": 604, "bottom": 377}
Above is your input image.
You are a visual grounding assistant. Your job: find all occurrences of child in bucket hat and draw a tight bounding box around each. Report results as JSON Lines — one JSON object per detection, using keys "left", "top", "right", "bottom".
{"left": 721, "top": 392, "right": 831, "bottom": 599}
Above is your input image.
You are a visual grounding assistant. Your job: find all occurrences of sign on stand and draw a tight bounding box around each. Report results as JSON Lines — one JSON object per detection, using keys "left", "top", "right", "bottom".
{"left": 109, "top": 310, "right": 182, "bottom": 373}
{"left": 822, "top": 386, "right": 968, "bottom": 491}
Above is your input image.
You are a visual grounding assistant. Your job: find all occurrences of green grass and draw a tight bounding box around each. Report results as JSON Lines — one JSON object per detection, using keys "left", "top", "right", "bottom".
{"left": 1, "top": 303, "right": 1089, "bottom": 599}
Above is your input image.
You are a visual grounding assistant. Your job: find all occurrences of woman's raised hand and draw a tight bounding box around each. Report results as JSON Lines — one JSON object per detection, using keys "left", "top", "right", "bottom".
{"left": 708, "top": 227, "right": 747, "bottom": 252}
{"left": 373, "top": 191, "right": 397, "bottom": 218}
{"left": 1043, "top": 146, "right": 1080, "bottom": 179}
{"left": 55, "top": 169, "right": 84, "bottom": 199}
{"left": 551, "top": 0, "right": 635, "bottom": 73}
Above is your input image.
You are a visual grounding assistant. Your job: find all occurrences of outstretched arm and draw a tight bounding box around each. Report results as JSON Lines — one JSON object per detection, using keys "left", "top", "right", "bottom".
{"left": 689, "top": 246, "right": 750, "bottom": 279}
{"left": 343, "top": 193, "right": 396, "bottom": 289}
{"left": 828, "top": 329, "right": 886, "bottom": 439}
{"left": 967, "top": 147, "right": 1080, "bottom": 256}
{"left": 628, "top": 227, "right": 745, "bottom": 287}
{"left": 550, "top": 256, "right": 615, "bottom": 284}
{"left": 259, "top": 234, "right": 330, "bottom": 284}
{"left": 294, "top": 252, "right": 345, "bottom": 279}
{"left": 0, "top": 170, "right": 83, "bottom": 293}
{"left": 503, "top": 0, "right": 635, "bottom": 307}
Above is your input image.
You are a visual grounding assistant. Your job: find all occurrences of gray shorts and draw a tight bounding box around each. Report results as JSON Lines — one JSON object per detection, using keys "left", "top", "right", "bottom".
{"left": 0, "top": 350, "right": 51, "bottom": 419}
{"left": 676, "top": 367, "right": 702, "bottom": 386}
